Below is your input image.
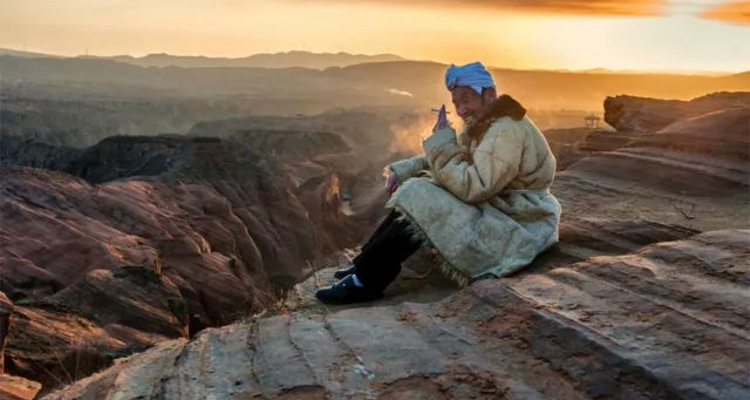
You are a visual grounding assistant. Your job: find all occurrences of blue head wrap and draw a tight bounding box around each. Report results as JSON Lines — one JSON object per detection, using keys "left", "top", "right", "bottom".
{"left": 445, "top": 62, "right": 496, "bottom": 95}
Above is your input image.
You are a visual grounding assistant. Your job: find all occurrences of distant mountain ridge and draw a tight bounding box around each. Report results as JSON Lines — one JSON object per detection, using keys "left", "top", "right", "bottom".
{"left": 1, "top": 52, "right": 748, "bottom": 111}
{"left": 0, "top": 47, "right": 406, "bottom": 69}
{"left": 0, "top": 47, "right": 60, "bottom": 58}
{"left": 107, "top": 51, "right": 406, "bottom": 69}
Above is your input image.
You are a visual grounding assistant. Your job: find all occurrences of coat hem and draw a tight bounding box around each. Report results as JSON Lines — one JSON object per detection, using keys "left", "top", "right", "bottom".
{"left": 387, "top": 203, "right": 473, "bottom": 288}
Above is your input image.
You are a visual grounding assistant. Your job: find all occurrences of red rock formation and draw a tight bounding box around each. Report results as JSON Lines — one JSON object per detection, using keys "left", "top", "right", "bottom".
{"left": 603, "top": 91, "right": 749, "bottom": 132}
{"left": 39, "top": 229, "right": 750, "bottom": 400}
{"left": 0, "top": 374, "right": 41, "bottom": 400}
{"left": 0, "top": 292, "right": 12, "bottom": 374}
{"left": 557, "top": 94, "right": 749, "bottom": 231}
{"left": 0, "top": 134, "right": 368, "bottom": 390}
{"left": 0, "top": 293, "right": 43, "bottom": 400}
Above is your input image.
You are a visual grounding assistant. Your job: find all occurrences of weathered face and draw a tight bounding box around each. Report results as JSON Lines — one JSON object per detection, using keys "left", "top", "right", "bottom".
{"left": 450, "top": 86, "right": 492, "bottom": 126}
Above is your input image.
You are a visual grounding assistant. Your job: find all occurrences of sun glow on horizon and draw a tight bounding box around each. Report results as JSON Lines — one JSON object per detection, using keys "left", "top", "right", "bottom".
{"left": 0, "top": 0, "right": 748, "bottom": 72}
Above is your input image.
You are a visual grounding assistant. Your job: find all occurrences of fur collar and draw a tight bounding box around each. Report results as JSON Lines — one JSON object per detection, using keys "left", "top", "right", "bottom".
{"left": 466, "top": 94, "right": 527, "bottom": 139}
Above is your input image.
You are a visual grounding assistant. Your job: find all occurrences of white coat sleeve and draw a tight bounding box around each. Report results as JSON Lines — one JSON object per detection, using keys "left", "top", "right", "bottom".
{"left": 388, "top": 154, "right": 429, "bottom": 182}
{"left": 422, "top": 124, "right": 523, "bottom": 204}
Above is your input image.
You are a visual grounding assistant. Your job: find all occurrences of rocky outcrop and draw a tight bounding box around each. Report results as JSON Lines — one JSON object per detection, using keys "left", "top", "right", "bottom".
{"left": 0, "top": 133, "right": 81, "bottom": 171}
{"left": 51, "top": 266, "right": 188, "bottom": 338}
{"left": 63, "top": 135, "right": 222, "bottom": 184}
{"left": 558, "top": 94, "right": 749, "bottom": 232}
{"left": 603, "top": 91, "right": 749, "bottom": 132}
{"left": 636, "top": 106, "right": 750, "bottom": 161}
{"left": 0, "top": 293, "right": 12, "bottom": 375}
{"left": 6, "top": 267, "right": 187, "bottom": 392}
{"left": 41, "top": 229, "right": 750, "bottom": 400}
{"left": 0, "top": 293, "right": 43, "bottom": 400}
{"left": 0, "top": 133, "right": 366, "bottom": 391}
{"left": 0, "top": 374, "right": 41, "bottom": 400}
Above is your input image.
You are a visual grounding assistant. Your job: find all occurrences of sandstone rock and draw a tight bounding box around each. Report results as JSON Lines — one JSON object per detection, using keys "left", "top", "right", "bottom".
{"left": 638, "top": 107, "right": 750, "bottom": 161}
{"left": 41, "top": 230, "right": 750, "bottom": 400}
{"left": 0, "top": 293, "right": 12, "bottom": 375}
{"left": 556, "top": 99, "right": 749, "bottom": 232}
{"left": 0, "top": 134, "right": 365, "bottom": 390}
{"left": 6, "top": 301, "right": 139, "bottom": 392}
{"left": 603, "top": 92, "right": 749, "bottom": 133}
{"left": 51, "top": 266, "right": 188, "bottom": 338}
{"left": 0, "top": 374, "right": 42, "bottom": 400}
{"left": 0, "top": 134, "right": 349, "bottom": 309}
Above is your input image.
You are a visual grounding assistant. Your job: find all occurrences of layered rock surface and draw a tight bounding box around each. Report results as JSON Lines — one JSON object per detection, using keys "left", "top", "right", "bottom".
{"left": 556, "top": 105, "right": 749, "bottom": 232}
{"left": 41, "top": 229, "right": 750, "bottom": 400}
{"left": 0, "top": 374, "right": 41, "bottom": 400}
{"left": 603, "top": 91, "right": 749, "bottom": 133}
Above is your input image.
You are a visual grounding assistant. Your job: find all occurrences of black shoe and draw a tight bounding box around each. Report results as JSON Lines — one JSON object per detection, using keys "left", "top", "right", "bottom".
{"left": 315, "top": 275, "right": 383, "bottom": 305}
{"left": 333, "top": 264, "right": 356, "bottom": 280}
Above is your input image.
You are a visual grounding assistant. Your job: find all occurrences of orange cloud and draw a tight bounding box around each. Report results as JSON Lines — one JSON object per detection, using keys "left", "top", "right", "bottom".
{"left": 311, "top": 0, "right": 667, "bottom": 16}
{"left": 700, "top": 1, "right": 750, "bottom": 25}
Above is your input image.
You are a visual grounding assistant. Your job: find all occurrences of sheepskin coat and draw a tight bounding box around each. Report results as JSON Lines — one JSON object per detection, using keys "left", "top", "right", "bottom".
{"left": 386, "top": 95, "right": 561, "bottom": 285}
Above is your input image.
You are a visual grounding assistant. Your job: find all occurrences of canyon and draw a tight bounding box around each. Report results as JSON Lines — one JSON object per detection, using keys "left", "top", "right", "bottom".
{"left": 0, "top": 91, "right": 747, "bottom": 399}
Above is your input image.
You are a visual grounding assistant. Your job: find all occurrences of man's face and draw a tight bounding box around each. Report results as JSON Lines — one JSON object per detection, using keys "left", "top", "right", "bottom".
{"left": 451, "top": 86, "right": 491, "bottom": 126}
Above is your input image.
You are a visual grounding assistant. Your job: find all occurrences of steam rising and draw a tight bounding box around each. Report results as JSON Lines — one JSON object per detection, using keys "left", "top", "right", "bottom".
{"left": 389, "top": 112, "right": 434, "bottom": 155}
{"left": 388, "top": 111, "right": 466, "bottom": 155}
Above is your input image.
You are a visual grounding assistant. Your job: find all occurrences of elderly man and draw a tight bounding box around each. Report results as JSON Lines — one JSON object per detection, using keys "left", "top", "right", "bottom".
{"left": 316, "top": 62, "right": 561, "bottom": 304}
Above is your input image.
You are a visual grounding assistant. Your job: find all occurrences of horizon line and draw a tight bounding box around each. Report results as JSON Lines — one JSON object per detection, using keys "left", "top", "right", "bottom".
{"left": 0, "top": 46, "right": 747, "bottom": 76}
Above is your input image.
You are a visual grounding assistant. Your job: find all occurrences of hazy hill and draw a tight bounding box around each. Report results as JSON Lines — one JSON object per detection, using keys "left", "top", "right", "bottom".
{"left": 0, "top": 47, "right": 405, "bottom": 69}
{"left": 104, "top": 50, "right": 406, "bottom": 69}
{"left": 0, "top": 47, "right": 60, "bottom": 58}
{"left": 1, "top": 55, "right": 748, "bottom": 111}
{"left": 328, "top": 61, "right": 750, "bottom": 110}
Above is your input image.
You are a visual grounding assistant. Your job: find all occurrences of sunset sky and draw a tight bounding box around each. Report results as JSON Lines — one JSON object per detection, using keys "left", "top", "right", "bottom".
{"left": 1, "top": 0, "right": 748, "bottom": 72}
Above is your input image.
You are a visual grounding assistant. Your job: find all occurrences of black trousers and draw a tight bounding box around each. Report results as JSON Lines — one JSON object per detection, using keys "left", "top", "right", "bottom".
{"left": 352, "top": 210, "right": 422, "bottom": 291}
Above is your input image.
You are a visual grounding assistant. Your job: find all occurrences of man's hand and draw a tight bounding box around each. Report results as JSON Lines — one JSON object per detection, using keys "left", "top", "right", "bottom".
{"left": 385, "top": 174, "right": 399, "bottom": 193}
{"left": 432, "top": 104, "right": 449, "bottom": 131}
{"left": 423, "top": 105, "right": 457, "bottom": 153}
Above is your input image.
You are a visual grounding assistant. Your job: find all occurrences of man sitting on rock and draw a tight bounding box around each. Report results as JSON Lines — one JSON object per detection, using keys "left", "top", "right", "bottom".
{"left": 316, "top": 62, "right": 561, "bottom": 304}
